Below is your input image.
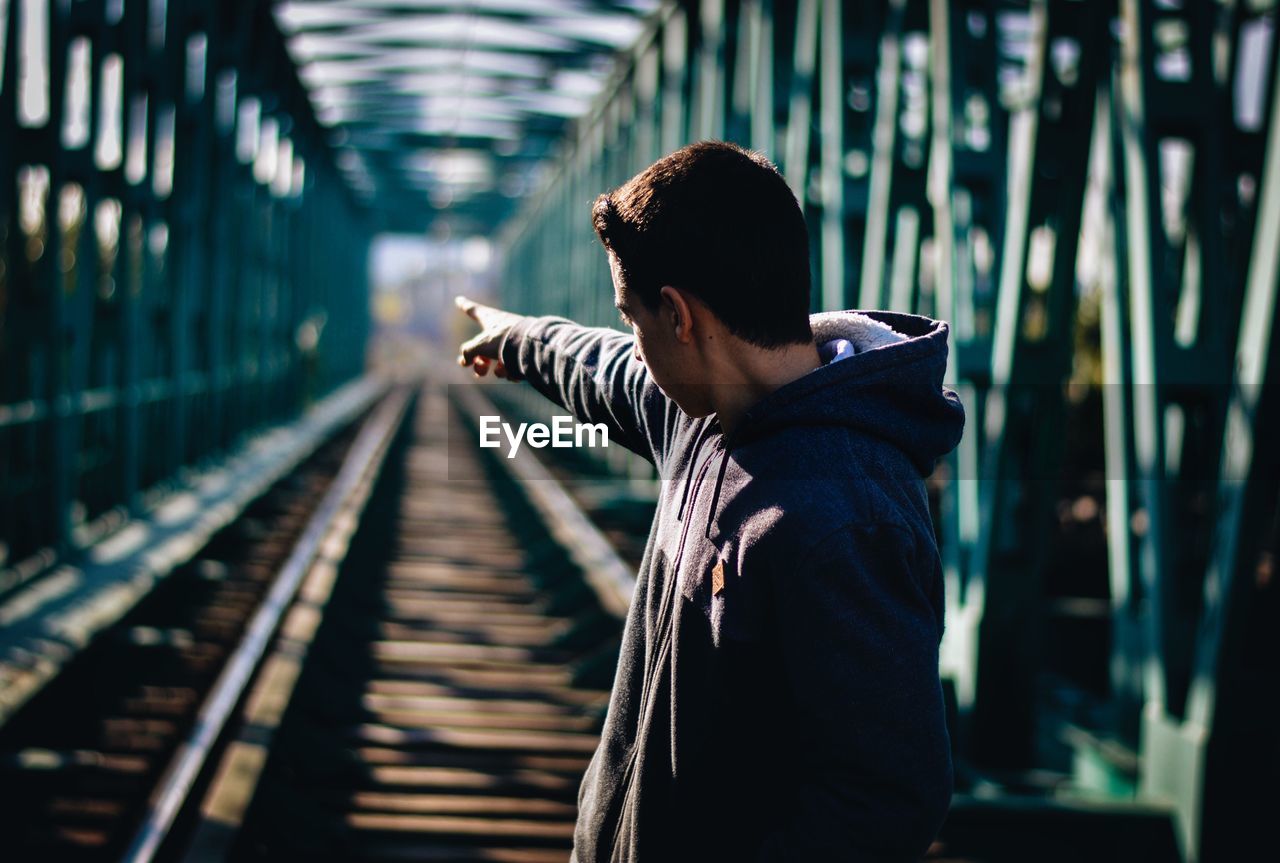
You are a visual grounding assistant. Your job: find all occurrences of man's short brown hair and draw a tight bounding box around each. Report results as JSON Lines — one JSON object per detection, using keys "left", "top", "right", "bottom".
{"left": 591, "top": 141, "right": 813, "bottom": 348}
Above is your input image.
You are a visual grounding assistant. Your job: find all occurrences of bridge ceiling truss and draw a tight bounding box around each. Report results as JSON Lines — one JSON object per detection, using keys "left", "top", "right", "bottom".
{"left": 273, "top": 0, "right": 660, "bottom": 234}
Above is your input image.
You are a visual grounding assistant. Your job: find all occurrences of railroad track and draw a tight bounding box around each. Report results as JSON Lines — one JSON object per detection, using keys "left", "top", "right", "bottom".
{"left": 0, "top": 382, "right": 630, "bottom": 862}
{"left": 183, "top": 385, "right": 619, "bottom": 862}
{"left": 0, "top": 400, "right": 372, "bottom": 861}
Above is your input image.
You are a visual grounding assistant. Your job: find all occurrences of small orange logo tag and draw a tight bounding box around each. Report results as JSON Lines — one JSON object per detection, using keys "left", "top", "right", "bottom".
{"left": 711, "top": 560, "right": 725, "bottom": 596}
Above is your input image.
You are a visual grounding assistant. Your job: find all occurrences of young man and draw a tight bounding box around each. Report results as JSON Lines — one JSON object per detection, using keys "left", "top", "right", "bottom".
{"left": 456, "top": 141, "right": 964, "bottom": 862}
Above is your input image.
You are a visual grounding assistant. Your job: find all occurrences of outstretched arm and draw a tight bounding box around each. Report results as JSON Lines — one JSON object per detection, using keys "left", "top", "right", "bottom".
{"left": 455, "top": 295, "right": 679, "bottom": 466}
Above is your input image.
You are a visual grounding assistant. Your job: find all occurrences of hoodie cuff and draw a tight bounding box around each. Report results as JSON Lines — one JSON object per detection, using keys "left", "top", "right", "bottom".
{"left": 496, "top": 317, "right": 536, "bottom": 383}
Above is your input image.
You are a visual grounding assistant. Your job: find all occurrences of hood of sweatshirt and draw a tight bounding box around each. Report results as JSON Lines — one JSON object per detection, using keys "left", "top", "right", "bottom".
{"left": 686, "top": 309, "right": 966, "bottom": 538}
{"left": 734, "top": 309, "right": 965, "bottom": 470}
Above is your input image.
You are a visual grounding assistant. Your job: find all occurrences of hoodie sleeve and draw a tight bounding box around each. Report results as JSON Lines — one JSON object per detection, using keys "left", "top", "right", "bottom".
{"left": 757, "top": 520, "right": 954, "bottom": 862}
{"left": 498, "top": 314, "right": 680, "bottom": 467}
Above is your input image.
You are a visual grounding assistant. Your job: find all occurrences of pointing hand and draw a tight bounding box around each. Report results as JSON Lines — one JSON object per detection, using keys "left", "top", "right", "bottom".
{"left": 455, "top": 295, "right": 526, "bottom": 378}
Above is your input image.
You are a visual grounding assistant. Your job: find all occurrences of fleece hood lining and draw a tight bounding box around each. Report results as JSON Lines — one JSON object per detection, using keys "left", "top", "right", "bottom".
{"left": 811, "top": 310, "right": 910, "bottom": 354}
{"left": 693, "top": 310, "right": 962, "bottom": 531}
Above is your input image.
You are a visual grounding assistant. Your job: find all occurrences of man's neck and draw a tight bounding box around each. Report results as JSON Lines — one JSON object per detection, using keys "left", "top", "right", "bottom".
{"left": 708, "top": 338, "right": 822, "bottom": 438}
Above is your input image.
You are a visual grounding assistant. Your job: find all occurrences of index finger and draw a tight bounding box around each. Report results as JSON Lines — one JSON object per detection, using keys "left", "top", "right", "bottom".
{"left": 454, "top": 295, "right": 479, "bottom": 321}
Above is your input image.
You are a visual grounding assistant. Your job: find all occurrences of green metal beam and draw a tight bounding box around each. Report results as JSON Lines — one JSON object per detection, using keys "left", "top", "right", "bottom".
{"left": 0, "top": 0, "right": 373, "bottom": 594}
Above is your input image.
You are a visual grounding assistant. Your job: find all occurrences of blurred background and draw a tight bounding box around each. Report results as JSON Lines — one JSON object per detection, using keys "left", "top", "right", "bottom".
{"left": 0, "top": 1, "right": 1277, "bottom": 862}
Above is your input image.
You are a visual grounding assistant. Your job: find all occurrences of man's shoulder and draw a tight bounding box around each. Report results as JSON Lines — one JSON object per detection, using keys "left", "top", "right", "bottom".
{"left": 721, "top": 425, "right": 930, "bottom": 555}
{"left": 732, "top": 422, "right": 919, "bottom": 495}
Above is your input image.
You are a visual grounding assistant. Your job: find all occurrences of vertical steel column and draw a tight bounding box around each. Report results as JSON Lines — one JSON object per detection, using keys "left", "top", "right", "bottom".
{"left": 116, "top": 0, "right": 143, "bottom": 514}
{"left": 858, "top": 0, "right": 905, "bottom": 310}
{"left": 964, "top": 0, "right": 1107, "bottom": 768}
{"left": 817, "top": 0, "right": 887, "bottom": 312}
{"left": 780, "top": 0, "right": 818, "bottom": 202}
{"left": 179, "top": 2, "right": 216, "bottom": 460}
{"left": 929, "top": 0, "right": 1005, "bottom": 723}
{"left": 660, "top": 3, "right": 689, "bottom": 154}
{"left": 154, "top": 0, "right": 187, "bottom": 474}
{"left": 817, "top": 0, "right": 844, "bottom": 312}
{"left": 859, "top": 0, "right": 934, "bottom": 315}
{"left": 64, "top": 0, "right": 111, "bottom": 527}
{"left": 693, "top": 0, "right": 725, "bottom": 141}
{"left": 634, "top": 31, "right": 660, "bottom": 170}
{"left": 727, "top": 0, "right": 758, "bottom": 147}
{"left": 43, "top": 0, "right": 71, "bottom": 553}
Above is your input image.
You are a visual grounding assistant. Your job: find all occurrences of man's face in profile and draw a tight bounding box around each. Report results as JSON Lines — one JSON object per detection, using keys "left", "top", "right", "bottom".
{"left": 608, "top": 252, "right": 712, "bottom": 418}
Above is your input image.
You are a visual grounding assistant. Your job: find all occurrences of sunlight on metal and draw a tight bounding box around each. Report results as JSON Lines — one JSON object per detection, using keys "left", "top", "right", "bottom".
{"left": 273, "top": 0, "right": 659, "bottom": 233}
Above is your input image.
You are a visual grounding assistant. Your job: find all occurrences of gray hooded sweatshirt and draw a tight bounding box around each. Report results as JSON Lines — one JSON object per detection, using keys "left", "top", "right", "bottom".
{"left": 497, "top": 308, "right": 965, "bottom": 862}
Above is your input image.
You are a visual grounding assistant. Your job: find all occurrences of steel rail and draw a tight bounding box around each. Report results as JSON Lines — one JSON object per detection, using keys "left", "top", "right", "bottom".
{"left": 120, "top": 388, "right": 413, "bottom": 863}
{"left": 450, "top": 384, "right": 636, "bottom": 619}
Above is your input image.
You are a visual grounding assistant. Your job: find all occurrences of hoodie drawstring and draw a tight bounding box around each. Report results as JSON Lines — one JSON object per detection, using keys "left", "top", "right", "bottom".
{"left": 676, "top": 421, "right": 732, "bottom": 538}
{"left": 703, "top": 443, "right": 730, "bottom": 539}
{"left": 676, "top": 421, "right": 716, "bottom": 523}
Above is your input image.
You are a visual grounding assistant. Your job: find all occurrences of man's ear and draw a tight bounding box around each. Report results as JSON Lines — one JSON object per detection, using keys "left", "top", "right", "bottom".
{"left": 658, "top": 285, "right": 695, "bottom": 344}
